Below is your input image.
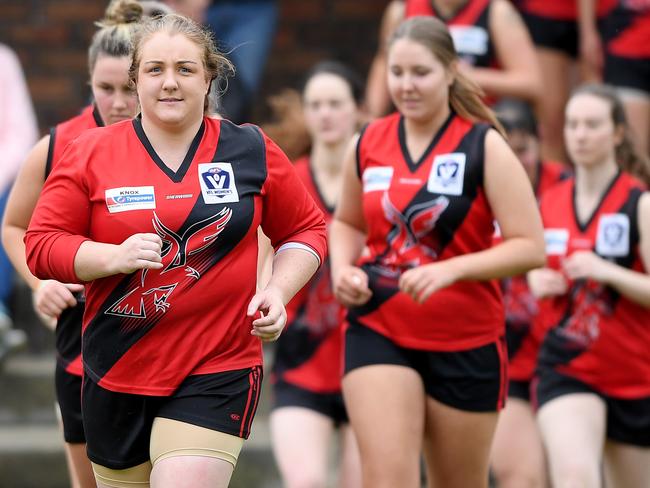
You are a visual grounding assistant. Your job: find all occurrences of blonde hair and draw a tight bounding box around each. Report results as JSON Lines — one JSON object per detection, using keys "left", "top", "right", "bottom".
{"left": 88, "top": 0, "right": 145, "bottom": 74}
{"left": 129, "top": 14, "right": 235, "bottom": 113}
{"left": 389, "top": 16, "right": 504, "bottom": 135}
{"left": 571, "top": 84, "right": 650, "bottom": 186}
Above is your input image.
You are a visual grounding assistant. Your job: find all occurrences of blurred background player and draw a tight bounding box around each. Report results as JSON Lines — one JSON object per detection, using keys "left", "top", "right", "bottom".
{"left": 580, "top": 0, "right": 649, "bottom": 157}
{"left": 514, "top": 0, "right": 615, "bottom": 162}
{"left": 489, "top": 98, "right": 569, "bottom": 488}
{"left": 269, "top": 60, "right": 363, "bottom": 488}
{"left": 530, "top": 84, "right": 650, "bottom": 488}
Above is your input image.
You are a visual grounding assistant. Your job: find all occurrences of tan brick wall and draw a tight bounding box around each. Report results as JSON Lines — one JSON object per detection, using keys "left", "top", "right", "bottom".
{"left": 0, "top": 0, "right": 387, "bottom": 133}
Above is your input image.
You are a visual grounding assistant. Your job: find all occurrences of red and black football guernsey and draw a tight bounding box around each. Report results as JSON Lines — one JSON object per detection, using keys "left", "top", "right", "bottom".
{"left": 602, "top": 0, "right": 650, "bottom": 59}
{"left": 502, "top": 161, "right": 569, "bottom": 382}
{"left": 46, "top": 105, "right": 104, "bottom": 377}
{"left": 536, "top": 171, "right": 650, "bottom": 398}
{"left": 272, "top": 157, "right": 345, "bottom": 394}
{"left": 405, "top": 0, "right": 495, "bottom": 68}
{"left": 25, "top": 117, "right": 327, "bottom": 396}
{"left": 351, "top": 112, "right": 504, "bottom": 351}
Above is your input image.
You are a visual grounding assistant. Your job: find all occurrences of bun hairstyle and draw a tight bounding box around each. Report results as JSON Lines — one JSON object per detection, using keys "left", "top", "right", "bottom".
{"left": 99, "top": 0, "right": 144, "bottom": 27}
{"left": 570, "top": 84, "right": 650, "bottom": 186}
{"left": 88, "top": 0, "right": 144, "bottom": 74}
{"left": 389, "top": 16, "right": 504, "bottom": 136}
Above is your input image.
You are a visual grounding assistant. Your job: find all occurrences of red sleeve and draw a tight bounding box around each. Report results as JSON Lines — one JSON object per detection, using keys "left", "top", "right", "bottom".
{"left": 260, "top": 133, "right": 327, "bottom": 265}
{"left": 24, "top": 138, "right": 92, "bottom": 283}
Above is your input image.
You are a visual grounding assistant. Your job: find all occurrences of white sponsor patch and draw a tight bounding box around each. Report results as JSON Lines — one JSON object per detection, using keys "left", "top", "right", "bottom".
{"left": 427, "top": 153, "right": 466, "bottom": 196}
{"left": 450, "top": 25, "right": 489, "bottom": 56}
{"left": 198, "top": 162, "right": 239, "bottom": 204}
{"left": 363, "top": 167, "right": 394, "bottom": 193}
{"left": 544, "top": 228, "right": 570, "bottom": 255}
{"left": 596, "top": 214, "right": 630, "bottom": 257}
{"left": 105, "top": 186, "right": 156, "bottom": 213}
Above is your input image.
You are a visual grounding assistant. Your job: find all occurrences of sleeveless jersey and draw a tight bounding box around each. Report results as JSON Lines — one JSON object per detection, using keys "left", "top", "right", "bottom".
{"left": 351, "top": 112, "right": 503, "bottom": 351}
{"left": 26, "top": 117, "right": 327, "bottom": 396}
{"left": 536, "top": 172, "right": 650, "bottom": 398}
{"left": 47, "top": 105, "right": 103, "bottom": 376}
{"left": 405, "top": 0, "right": 495, "bottom": 68}
{"left": 602, "top": 0, "right": 650, "bottom": 59}
{"left": 272, "top": 157, "right": 344, "bottom": 393}
{"left": 503, "top": 161, "right": 568, "bottom": 381}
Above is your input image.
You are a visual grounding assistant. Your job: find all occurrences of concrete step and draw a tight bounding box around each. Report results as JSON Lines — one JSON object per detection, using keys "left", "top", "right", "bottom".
{"left": 0, "top": 351, "right": 282, "bottom": 487}
{"left": 0, "top": 353, "right": 56, "bottom": 424}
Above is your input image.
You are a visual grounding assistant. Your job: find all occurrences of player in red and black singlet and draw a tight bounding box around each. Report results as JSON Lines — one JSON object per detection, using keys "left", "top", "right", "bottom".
{"left": 514, "top": 0, "right": 617, "bottom": 162}
{"left": 268, "top": 62, "right": 362, "bottom": 488}
{"left": 489, "top": 99, "right": 569, "bottom": 488}
{"left": 1, "top": 2, "right": 147, "bottom": 486}
{"left": 330, "top": 17, "right": 544, "bottom": 488}
{"left": 364, "top": 0, "right": 540, "bottom": 118}
{"left": 529, "top": 85, "right": 650, "bottom": 487}
{"left": 601, "top": 0, "right": 650, "bottom": 155}
{"left": 25, "top": 14, "right": 326, "bottom": 488}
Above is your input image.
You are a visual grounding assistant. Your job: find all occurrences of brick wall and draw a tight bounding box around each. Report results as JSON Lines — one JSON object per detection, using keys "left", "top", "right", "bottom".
{"left": 0, "top": 0, "right": 387, "bottom": 133}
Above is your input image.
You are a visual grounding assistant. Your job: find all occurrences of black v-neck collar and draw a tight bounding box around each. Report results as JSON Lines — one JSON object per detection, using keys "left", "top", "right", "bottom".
{"left": 398, "top": 111, "right": 455, "bottom": 173}
{"left": 92, "top": 105, "right": 105, "bottom": 127}
{"left": 132, "top": 117, "right": 205, "bottom": 183}
{"left": 572, "top": 169, "right": 621, "bottom": 233}
{"left": 307, "top": 159, "right": 336, "bottom": 214}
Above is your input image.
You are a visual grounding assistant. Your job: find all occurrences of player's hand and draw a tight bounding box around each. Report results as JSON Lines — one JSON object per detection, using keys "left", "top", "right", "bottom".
{"left": 112, "top": 233, "right": 163, "bottom": 274}
{"left": 562, "top": 251, "right": 611, "bottom": 283}
{"left": 527, "top": 267, "right": 568, "bottom": 298}
{"left": 399, "top": 261, "right": 459, "bottom": 304}
{"left": 33, "top": 281, "right": 84, "bottom": 328}
{"left": 332, "top": 265, "right": 372, "bottom": 307}
{"left": 247, "top": 287, "right": 287, "bottom": 342}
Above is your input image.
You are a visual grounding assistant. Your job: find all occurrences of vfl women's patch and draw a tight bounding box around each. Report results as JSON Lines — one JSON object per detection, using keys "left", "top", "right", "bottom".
{"left": 428, "top": 153, "right": 466, "bottom": 196}
{"left": 363, "top": 167, "right": 394, "bottom": 193}
{"left": 198, "top": 162, "right": 239, "bottom": 204}
{"left": 105, "top": 186, "right": 156, "bottom": 213}
{"left": 596, "top": 214, "right": 630, "bottom": 257}
{"left": 544, "top": 228, "right": 569, "bottom": 255}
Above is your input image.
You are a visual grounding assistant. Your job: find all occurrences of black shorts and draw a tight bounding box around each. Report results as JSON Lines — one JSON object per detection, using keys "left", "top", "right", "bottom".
{"left": 536, "top": 367, "right": 650, "bottom": 447}
{"left": 55, "top": 363, "right": 85, "bottom": 443}
{"left": 521, "top": 12, "right": 578, "bottom": 57}
{"left": 508, "top": 379, "right": 531, "bottom": 402}
{"left": 344, "top": 321, "right": 508, "bottom": 412}
{"left": 82, "top": 366, "right": 262, "bottom": 470}
{"left": 272, "top": 380, "right": 348, "bottom": 425}
{"left": 604, "top": 53, "right": 650, "bottom": 95}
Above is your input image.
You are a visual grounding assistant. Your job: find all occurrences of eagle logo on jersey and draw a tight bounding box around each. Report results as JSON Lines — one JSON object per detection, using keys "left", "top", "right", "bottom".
{"left": 106, "top": 207, "right": 232, "bottom": 320}
{"left": 558, "top": 281, "right": 613, "bottom": 349}
{"left": 379, "top": 192, "right": 449, "bottom": 271}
